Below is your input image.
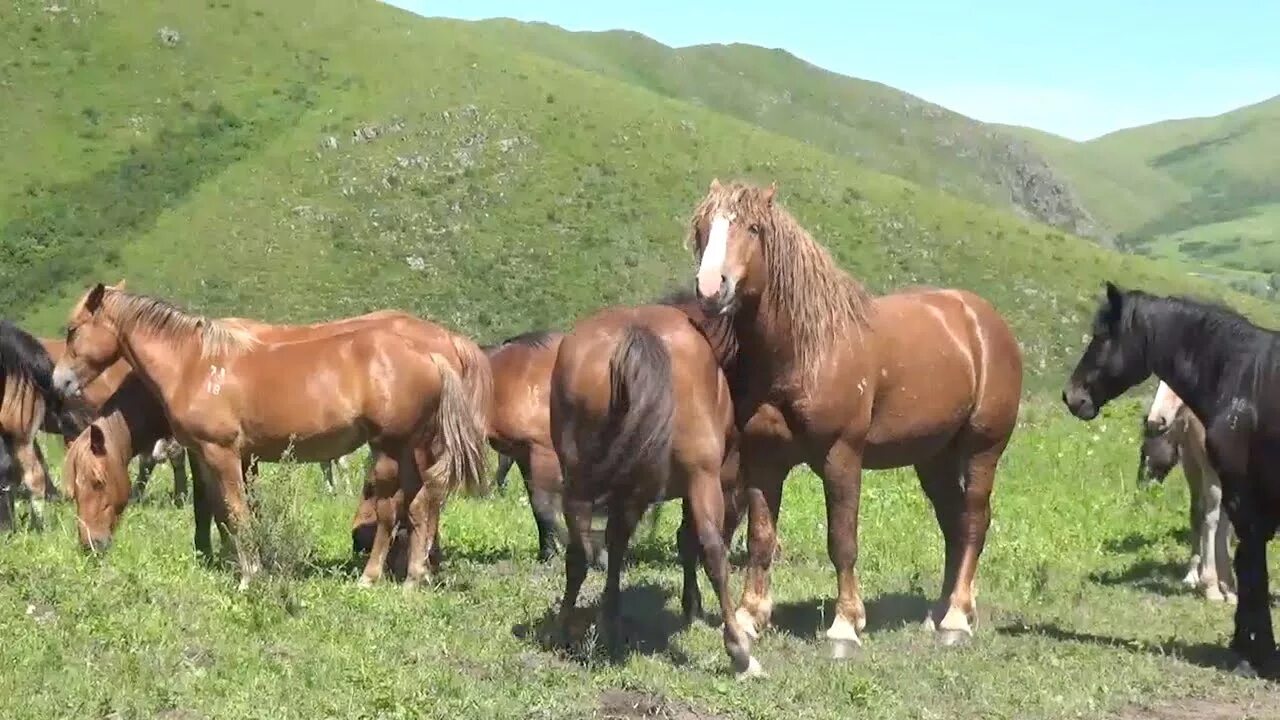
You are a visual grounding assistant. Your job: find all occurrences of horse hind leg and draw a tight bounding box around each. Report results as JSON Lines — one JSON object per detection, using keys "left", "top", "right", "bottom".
{"left": 14, "top": 438, "right": 49, "bottom": 532}
{"left": 33, "top": 440, "right": 59, "bottom": 502}
{"left": 525, "top": 445, "right": 567, "bottom": 562}
{"left": 932, "top": 441, "right": 1005, "bottom": 646}
{"left": 599, "top": 495, "right": 645, "bottom": 661}
{"left": 358, "top": 446, "right": 402, "bottom": 588}
{"left": 320, "top": 460, "right": 336, "bottom": 495}
{"left": 405, "top": 443, "right": 449, "bottom": 590}
{"left": 915, "top": 453, "right": 965, "bottom": 639}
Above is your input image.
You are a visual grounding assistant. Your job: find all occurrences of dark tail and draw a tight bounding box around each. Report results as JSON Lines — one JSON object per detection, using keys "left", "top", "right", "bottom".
{"left": 588, "top": 325, "right": 675, "bottom": 490}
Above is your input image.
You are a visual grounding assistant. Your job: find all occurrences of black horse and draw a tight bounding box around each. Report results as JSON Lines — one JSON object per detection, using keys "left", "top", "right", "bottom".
{"left": 1063, "top": 282, "right": 1280, "bottom": 677}
{"left": 0, "top": 320, "right": 88, "bottom": 529}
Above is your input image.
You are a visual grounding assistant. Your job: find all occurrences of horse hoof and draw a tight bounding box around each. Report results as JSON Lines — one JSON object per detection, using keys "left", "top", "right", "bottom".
{"left": 357, "top": 575, "right": 376, "bottom": 589}
{"left": 1232, "top": 659, "right": 1260, "bottom": 679}
{"left": 829, "top": 638, "right": 861, "bottom": 660}
{"left": 735, "top": 656, "right": 766, "bottom": 680}
{"left": 936, "top": 629, "right": 972, "bottom": 648}
{"left": 734, "top": 608, "right": 760, "bottom": 641}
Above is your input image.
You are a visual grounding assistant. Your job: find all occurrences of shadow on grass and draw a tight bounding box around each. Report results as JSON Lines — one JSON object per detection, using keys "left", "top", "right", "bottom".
{"left": 769, "top": 592, "right": 933, "bottom": 639}
{"left": 512, "top": 581, "right": 692, "bottom": 667}
{"left": 997, "top": 622, "right": 1251, "bottom": 676}
{"left": 1088, "top": 557, "right": 1194, "bottom": 597}
{"left": 1101, "top": 527, "right": 1188, "bottom": 554}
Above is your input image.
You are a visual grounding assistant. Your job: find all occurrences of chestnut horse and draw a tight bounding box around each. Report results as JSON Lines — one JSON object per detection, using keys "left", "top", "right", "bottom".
{"left": 551, "top": 303, "right": 759, "bottom": 677}
{"left": 1138, "top": 380, "right": 1236, "bottom": 603}
{"left": 688, "top": 179, "right": 1023, "bottom": 655}
{"left": 53, "top": 284, "right": 491, "bottom": 588}
{"left": 63, "top": 372, "right": 192, "bottom": 549}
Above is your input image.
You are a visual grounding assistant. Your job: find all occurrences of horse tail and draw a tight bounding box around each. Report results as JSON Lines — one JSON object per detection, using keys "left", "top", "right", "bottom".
{"left": 589, "top": 325, "right": 675, "bottom": 491}
{"left": 427, "top": 348, "right": 490, "bottom": 498}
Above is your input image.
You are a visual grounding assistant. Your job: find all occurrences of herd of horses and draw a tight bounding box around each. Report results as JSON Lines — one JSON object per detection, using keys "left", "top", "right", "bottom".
{"left": 1, "top": 179, "right": 1278, "bottom": 679}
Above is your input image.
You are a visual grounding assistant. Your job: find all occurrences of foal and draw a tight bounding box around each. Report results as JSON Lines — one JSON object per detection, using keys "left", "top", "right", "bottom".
{"left": 1139, "top": 381, "right": 1236, "bottom": 603}
{"left": 552, "top": 303, "right": 759, "bottom": 677}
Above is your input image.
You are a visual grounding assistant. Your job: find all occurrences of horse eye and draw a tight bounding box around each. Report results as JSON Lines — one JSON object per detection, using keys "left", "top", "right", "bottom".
{"left": 749, "top": 224, "right": 762, "bottom": 236}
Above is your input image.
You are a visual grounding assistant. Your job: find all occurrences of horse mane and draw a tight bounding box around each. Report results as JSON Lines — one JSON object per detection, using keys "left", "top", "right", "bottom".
{"left": 653, "top": 287, "right": 740, "bottom": 371}
{"left": 0, "top": 320, "right": 68, "bottom": 435}
{"left": 502, "top": 329, "right": 562, "bottom": 350}
{"left": 94, "top": 290, "right": 257, "bottom": 358}
{"left": 688, "top": 180, "right": 873, "bottom": 380}
{"left": 1121, "top": 290, "right": 1279, "bottom": 408}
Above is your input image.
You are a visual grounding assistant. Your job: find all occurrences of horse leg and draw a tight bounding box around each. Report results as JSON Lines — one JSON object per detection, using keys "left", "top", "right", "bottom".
{"left": 0, "top": 436, "right": 15, "bottom": 532}
{"left": 1211, "top": 474, "right": 1238, "bottom": 604}
{"left": 33, "top": 440, "right": 58, "bottom": 502}
{"left": 14, "top": 438, "right": 48, "bottom": 531}
{"left": 493, "top": 452, "right": 514, "bottom": 492}
{"left": 600, "top": 495, "right": 644, "bottom": 661}
{"left": 1228, "top": 500, "right": 1275, "bottom": 676}
{"left": 937, "top": 443, "right": 1004, "bottom": 645}
{"left": 189, "top": 451, "right": 217, "bottom": 563}
{"left": 677, "top": 502, "right": 703, "bottom": 625}
{"left": 134, "top": 454, "right": 156, "bottom": 503}
{"left": 405, "top": 443, "right": 447, "bottom": 590}
{"left": 1184, "top": 456, "right": 1207, "bottom": 590}
{"left": 358, "top": 447, "right": 401, "bottom": 587}
{"left": 527, "top": 445, "right": 566, "bottom": 562}
{"left": 320, "top": 460, "right": 336, "bottom": 495}
{"left": 557, "top": 480, "right": 594, "bottom": 647}
{"left": 817, "top": 443, "right": 866, "bottom": 658}
{"left": 734, "top": 453, "right": 789, "bottom": 640}
{"left": 170, "top": 449, "right": 189, "bottom": 507}
{"left": 201, "top": 445, "right": 259, "bottom": 590}
{"left": 915, "top": 453, "right": 964, "bottom": 636}
{"left": 687, "top": 470, "right": 762, "bottom": 679}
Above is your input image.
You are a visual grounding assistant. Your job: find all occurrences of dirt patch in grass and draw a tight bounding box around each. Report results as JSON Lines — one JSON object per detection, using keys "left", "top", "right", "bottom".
{"left": 1114, "top": 694, "right": 1280, "bottom": 720}
{"left": 596, "top": 689, "right": 727, "bottom": 720}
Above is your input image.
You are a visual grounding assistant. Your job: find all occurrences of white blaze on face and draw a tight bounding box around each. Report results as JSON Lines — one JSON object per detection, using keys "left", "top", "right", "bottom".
{"left": 697, "top": 213, "right": 732, "bottom": 298}
{"left": 1147, "top": 380, "right": 1183, "bottom": 426}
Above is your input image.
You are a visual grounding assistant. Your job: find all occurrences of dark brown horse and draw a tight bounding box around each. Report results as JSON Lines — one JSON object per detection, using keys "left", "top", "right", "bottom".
{"left": 688, "top": 179, "right": 1023, "bottom": 655}
{"left": 53, "top": 284, "right": 491, "bottom": 589}
{"left": 551, "top": 302, "right": 759, "bottom": 677}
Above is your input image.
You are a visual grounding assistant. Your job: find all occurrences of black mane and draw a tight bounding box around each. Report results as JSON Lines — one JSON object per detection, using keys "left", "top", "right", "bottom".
{"left": 482, "top": 329, "right": 563, "bottom": 354}
{"left": 0, "top": 320, "right": 87, "bottom": 439}
{"left": 1120, "top": 290, "right": 1279, "bottom": 413}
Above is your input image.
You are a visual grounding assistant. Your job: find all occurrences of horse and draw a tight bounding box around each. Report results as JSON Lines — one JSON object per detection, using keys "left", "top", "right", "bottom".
{"left": 62, "top": 373, "right": 195, "bottom": 548}
{"left": 1138, "top": 380, "right": 1237, "bottom": 604}
{"left": 1063, "top": 282, "right": 1280, "bottom": 676}
{"left": 687, "top": 178, "right": 1024, "bottom": 656}
{"left": 0, "top": 320, "right": 89, "bottom": 530}
{"left": 550, "top": 301, "right": 760, "bottom": 677}
{"left": 53, "top": 284, "right": 491, "bottom": 589}
{"left": 40, "top": 337, "right": 189, "bottom": 504}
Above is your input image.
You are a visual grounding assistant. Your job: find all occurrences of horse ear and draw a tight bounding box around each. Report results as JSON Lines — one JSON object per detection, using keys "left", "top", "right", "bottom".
{"left": 709, "top": 177, "right": 722, "bottom": 192}
{"left": 1105, "top": 281, "right": 1123, "bottom": 307}
{"left": 88, "top": 425, "right": 106, "bottom": 457}
{"left": 113, "top": 278, "right": 127, "bottom": 290}
{"left": 763, "top": 182, "right": 777, "bottom": 205}
{"left": 84, "top": 283, "right": 106, "bottom": 313}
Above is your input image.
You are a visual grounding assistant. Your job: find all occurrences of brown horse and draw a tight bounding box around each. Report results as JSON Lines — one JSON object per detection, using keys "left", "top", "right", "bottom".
{"left": 53, "top": 284, "right": 491, "bottom": 588}
{"left": 551, "top": 302, "right": 760, "bottom": 677}
{"left": 687, "top": 179, "right": 1023, "bottom": 655}
{"left": 63, "top": 373, "right": 192, "bottom": 548}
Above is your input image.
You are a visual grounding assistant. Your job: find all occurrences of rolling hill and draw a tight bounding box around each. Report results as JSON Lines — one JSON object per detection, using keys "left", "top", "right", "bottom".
{"left": 2, "top": 0, "right": 1277, "bottom": 395}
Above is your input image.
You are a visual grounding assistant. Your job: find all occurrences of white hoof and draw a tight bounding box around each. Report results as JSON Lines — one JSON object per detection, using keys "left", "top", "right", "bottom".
{"left": 735, "top": 608, "right": 760, "bottom": 640}
{"left": 735, "top": 656, "right": 766, "bottom": 680}
{"left": 826, "top": 615, "right": 862, "bottom": 659}
{"left": 357, "top": 575, "right": 376, "bottom": 589}
{"left": 237, "top": 576, "right": 252, "bottom": 592}
{"left": 936, "top": 606, "right": 974, "bottom": 643}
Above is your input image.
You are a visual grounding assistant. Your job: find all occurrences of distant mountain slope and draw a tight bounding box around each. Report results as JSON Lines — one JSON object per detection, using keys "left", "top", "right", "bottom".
{"left": 2, "top": 1, "right": 1276, "bottom": 393}
{"left": 463, "top": 19, "right": 1100, "bottom": 239}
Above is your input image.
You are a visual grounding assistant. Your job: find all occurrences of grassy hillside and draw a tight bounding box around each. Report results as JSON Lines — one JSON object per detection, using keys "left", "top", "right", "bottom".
{"left": 3, "top": 0, "right": 1278, "bottom": 396}
{"left": 1012, "top": 97, "right": 1280, "bottom": 279}
{"left": 462, "top": 19, "right": 1099, "bottom": 239}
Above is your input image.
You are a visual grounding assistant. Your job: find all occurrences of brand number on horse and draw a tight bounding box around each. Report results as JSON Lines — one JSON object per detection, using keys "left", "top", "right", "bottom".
{"left": 207, "top": 366, "right": 226, "bottom": 396}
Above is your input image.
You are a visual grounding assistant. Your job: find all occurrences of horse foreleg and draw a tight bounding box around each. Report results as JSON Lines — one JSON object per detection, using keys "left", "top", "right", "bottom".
{"left": 170, "top": 449, "right": 189, "bottom": 507}
{"left": 1184, "top": 454, "right": 1207, "bottom": 589}
{"left": 0, "top": 436, "right": 15, "bottom": 532}
{"left": 33, "top": 440, "right": 58, "bottom": 502}
{"left": 734, "top": 451, "right": 789, "bottom": 643}
{"left": 14, "top": 439, "right": 48, "bottom": 531}
{"left": 818, "top": 443, "right": 866, "bottom": 658}
{"left": 320, "top": 460, "right": 336, "bottom": 495}
{"left": 189, "top": 451, "right": 216, "bottom": 563}
{"left": 202, "top": 446, "right": 259, "bottom": 590}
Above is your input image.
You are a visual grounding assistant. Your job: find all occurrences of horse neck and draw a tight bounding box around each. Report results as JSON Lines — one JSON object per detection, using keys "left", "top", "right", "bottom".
{"left": 114, "top": 324, "right": 201, "bottom": 414}
{"left": 1141, "top": 304, "right": 1253, "bottom": 423}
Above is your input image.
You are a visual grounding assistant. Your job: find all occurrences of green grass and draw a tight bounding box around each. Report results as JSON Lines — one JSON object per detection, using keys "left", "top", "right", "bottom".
{"left": 6, "top": 0, "right": 1279, "bottom": 395}
{"left": 5, "top": 398, "right": 1280, "bottom": 719}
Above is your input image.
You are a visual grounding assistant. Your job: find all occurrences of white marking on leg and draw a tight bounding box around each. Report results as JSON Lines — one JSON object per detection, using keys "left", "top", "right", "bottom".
{"left": 938, "top": 605, "right": 973, "bottom": 636}
{"left": 697, "top": 212, "right": 734, "bottom": 298}
{"left": 734, "top": 608, "right": 759, "bottom": 640}
{"left": 736, "top": 655, "right": 766, "bottom": 681}
{"left": 826, "top": 614, "right": 862, "bottom": 645}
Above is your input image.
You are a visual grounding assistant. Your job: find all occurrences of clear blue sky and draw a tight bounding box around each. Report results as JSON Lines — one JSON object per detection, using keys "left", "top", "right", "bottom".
{"left": 385, "top": 0, "right": 1279, "bottom": 141}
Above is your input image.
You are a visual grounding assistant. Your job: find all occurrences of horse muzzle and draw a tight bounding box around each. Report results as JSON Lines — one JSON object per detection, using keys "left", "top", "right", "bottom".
{"left": 1061, "top": 385, "right": 1097, "bottom": 420}
{"left": 51, "top": 364, "right": 83, "bottom": 399}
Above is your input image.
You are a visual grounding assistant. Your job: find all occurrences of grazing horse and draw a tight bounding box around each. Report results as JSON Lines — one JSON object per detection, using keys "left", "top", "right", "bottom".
{"left": 63, "top": 373, "right": 193, "bottom": 549}
{"left": 551, "top": 302, "right": 759, "bottom": 677}
{"left": 687, "top": 179, "right": 1023, "bottom": 655}
{"left": 0, "top": 321, "right": 88, "bottom": 530}
{"left": 1063, "top": 283, "right": 1280, "bottom": 676}
{"left": 1139, "top": 380, "right": 1237, "bottom": 604}
{"left": 41, "top": 338, "right": 188, "bottom": 503}
{"left": 53, "top": 284, "right": 491, "bottom": 589}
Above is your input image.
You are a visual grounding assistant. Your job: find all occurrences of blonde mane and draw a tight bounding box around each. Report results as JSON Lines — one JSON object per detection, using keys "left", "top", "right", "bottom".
{"left": 688, "top": 180, "right": 873, "bottom": 380}
{"left": 0, "top": 375, "right": 44, "bottom": 438}
{"left": 89, "top": 289, "right": 258, "bottom": 358}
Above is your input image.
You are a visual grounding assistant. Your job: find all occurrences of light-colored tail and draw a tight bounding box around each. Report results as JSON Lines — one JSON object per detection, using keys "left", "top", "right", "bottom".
{"left": 427, "top": 349, "right": 490, "bottom": 497}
